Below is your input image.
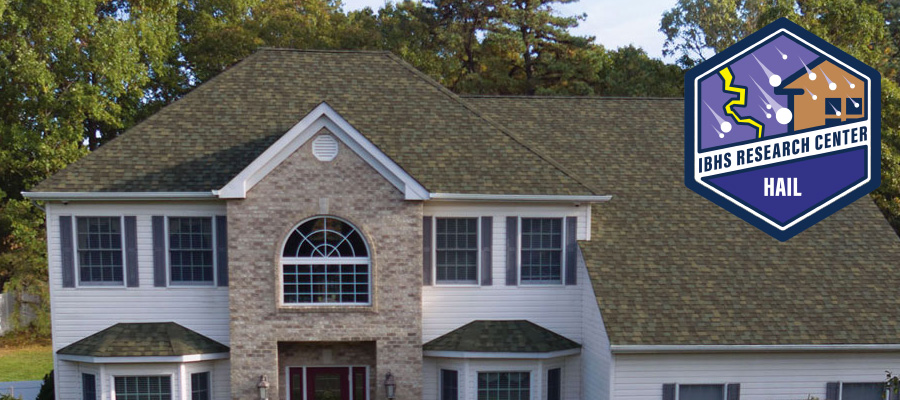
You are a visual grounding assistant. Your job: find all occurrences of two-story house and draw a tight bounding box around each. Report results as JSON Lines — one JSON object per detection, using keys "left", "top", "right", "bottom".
{"left": 23, "top": 49, "right": 900, "bottom": 400}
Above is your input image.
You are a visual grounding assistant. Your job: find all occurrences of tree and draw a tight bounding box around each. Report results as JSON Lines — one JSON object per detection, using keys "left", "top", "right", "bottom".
{"left": 597, "top": 45, "right": 685, "bottom": 97}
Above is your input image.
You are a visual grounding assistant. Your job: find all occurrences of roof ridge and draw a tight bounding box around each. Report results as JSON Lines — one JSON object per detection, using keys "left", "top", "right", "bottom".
{"left": 462, "top": 94, "right": 684, "bottom": 100}
{"left": 258, "top": 47, "right": 391, "bottom": 55}
{"left": 381, "top": 52, "right": 604, "bottom": 196}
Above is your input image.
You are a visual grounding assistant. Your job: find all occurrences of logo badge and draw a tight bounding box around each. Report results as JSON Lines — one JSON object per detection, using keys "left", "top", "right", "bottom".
{"left": 685, "top": 18, "right": 881, "bottom": 241}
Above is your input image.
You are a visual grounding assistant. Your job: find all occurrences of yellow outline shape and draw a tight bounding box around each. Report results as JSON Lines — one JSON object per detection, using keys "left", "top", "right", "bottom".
{"left": 719, "top": 67, "right": 764, "bottom": 139}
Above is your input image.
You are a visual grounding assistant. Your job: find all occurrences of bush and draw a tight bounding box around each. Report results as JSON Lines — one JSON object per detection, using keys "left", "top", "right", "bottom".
{"left": 35, "top": 371, "right": 53, "bottom": 400}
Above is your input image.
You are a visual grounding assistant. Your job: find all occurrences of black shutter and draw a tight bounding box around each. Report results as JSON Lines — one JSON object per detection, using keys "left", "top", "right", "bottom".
{"left": 480, "top": 217, "right": 492, "bottom": 286}
{"left": 826, "top": 382, "right": 840, "bottom": 400}
{"left": 727, "top": 383, "right": 740, "bottom": 400}
{"left": 423, "top": 216, "right": 432, "bottom": 286}
{"left": 662, "top": 384, "right": 676, "bottom": 400}
{"left": 505, "top": 217, "right": 518, "bottom": 285}
{"left": 124, "top": 216, "right": 139, "bottom": 287}
{"left": 216, "top": 216, "right": 228, "bottom": 287}
{"left": 152, "top": 216, "right": 167, "bottom": 287}
{"left": 564, "top": 216, "right": 577, "bottom": 285}
{"left": 59, "top": 216, "right": 75, "bottom": 288}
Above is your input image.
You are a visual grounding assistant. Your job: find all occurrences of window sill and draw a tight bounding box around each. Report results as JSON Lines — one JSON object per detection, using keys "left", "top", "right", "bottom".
{"left": 277, "top": 304, "right": 377, "bottom": 314}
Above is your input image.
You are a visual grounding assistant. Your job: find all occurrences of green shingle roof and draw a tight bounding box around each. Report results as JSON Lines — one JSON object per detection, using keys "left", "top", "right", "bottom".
{"left": 466, "top": 95, "right": 900, "bottom": 346}
{"left": 57, "top": 322, "right": 229, "bottom": 357}
{"left": 423, "top": 320, "right": 580, "bottom": 353}
{"left": 33, "top": 49, "right": 595, "bottom": 196}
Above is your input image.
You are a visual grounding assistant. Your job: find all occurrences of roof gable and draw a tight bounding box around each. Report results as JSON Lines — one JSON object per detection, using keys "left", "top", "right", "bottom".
{"left": 218, "top": 102, "right": 429, "bottom": 200}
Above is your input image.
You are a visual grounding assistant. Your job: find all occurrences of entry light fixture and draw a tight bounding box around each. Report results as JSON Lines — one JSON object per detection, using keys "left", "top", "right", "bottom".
{"left": 384, "top": 371, "right": 396, "bottom": 399}
{"left": 257, "top": 375, "right": 269, "bottom": 400}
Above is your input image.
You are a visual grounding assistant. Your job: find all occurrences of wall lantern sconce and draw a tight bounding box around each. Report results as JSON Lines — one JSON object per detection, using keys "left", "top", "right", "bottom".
{"left": 384, "top": 371, "right": 396, "bottom": 399}
{"left": 257, "top": 375, "right": 269, "bottom": 400}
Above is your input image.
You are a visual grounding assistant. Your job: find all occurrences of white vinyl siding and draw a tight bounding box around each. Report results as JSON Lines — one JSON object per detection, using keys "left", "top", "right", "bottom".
{"left": 611, "top": 352, "right": 900, "bottom": 400}
{"left": 46, "top": 202, "right": 229, "bottom": 400}
{"left": 422, "top": 203, "right": 591, "bottom": 344}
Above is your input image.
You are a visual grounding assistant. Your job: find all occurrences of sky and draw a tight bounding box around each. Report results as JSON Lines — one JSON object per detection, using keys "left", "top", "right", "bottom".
{"left": 340, "top": 0, "right": 677, "bottom": 60}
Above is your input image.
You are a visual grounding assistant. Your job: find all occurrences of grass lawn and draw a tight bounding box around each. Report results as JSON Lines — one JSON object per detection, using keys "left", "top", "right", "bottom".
{"left": 0, "top": 332, "right": 52, "bottom": 382}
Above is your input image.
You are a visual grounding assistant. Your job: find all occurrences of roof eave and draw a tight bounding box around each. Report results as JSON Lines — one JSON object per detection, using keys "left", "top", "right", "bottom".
{"left": 56, "top": 352, "right": 230, "bottom": 364}
{"left": 423, "top": 348, "right": 581, "bottom": 359}
{"left": 610, "top": 344, "right": 900, "bottom": 353}
{"left": 22, "top": 191, "right": 219, "bottom": 201}
{"left": 428, "top": 193, "right": 612, "bottom": 203}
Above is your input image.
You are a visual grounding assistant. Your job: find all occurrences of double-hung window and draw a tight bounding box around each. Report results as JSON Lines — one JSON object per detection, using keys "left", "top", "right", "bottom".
{"left": 477, "top": 372, "right": 530, "bottom": 400}
{"left": 76, "top": 217, "right": 124, "bottom": 285}
{"left": 191, "top": 372, "right": 211, "bottom": 400}
{"left": 840, "top": 382, "right": 888, "bottom": 400}
{"left": 435, "top": 218, "right": 479, "bottom": 284}
{"left": 82, "top": 373, "right": 97, "bottom": 400}
{"left": 520, "top": 218, "right": 564, "bottom": 284}
{"left": 440, "top": 369, "right": 459, "bottom": 400}
{"left": 168, "top": 217, "right": 215, "bottom": 285}
{"left": 114, "top": 376, "right": 172, "bottom": 400}
{"left": 663, "top": 383, "right": 739, "bottom": 400}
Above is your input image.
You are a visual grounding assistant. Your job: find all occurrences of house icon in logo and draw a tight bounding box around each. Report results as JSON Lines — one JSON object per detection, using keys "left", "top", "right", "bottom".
{"left": 778, "top": 59, "right": 866, "bottom": 131}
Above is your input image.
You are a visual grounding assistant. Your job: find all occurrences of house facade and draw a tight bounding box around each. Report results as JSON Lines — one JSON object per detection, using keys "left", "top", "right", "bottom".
{"left": 24, "top": 49, "right": 900, "bottom": 400}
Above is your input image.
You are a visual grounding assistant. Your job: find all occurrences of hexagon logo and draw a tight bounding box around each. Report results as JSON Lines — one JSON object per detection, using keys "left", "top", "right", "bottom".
{"left": 685, "top": 18, "right": 881, "bottom": 241}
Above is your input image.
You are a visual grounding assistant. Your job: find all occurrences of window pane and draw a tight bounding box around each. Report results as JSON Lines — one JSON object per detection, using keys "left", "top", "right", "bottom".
{"left": 82, "top": 373, "right": 96, "bottom": 400}
{"left": 441, "top": 369, "right": 458, "bottom": 400}
{"left": 436, "top": 218, "right": 478, "bottom": 284}
{"left": 77, "top": 217, "right": 124, "bottom": 284}
{"left": 114, "top": 376, "right": 171, "bottom": 400}
{"left": 477, "top": 372, "right": 530, "bottom": 400}
{"left": 282, "top": 217, "right": 371, "bottom": 305}
{"left": 520, "top": 218, "right": 563, "bottom": 284}
{"left": 191, "top": 372, "right": 210, "bottom": 400}
{"left": 679, "top": 384, "right": 724, "bottom": 400}
{"left": 547, "top": 368, "right": 561, "bottom": 400}
{"left": 842, "top": 383, "right": 885, "bottom": 400}
{"left": 169, "top": 217, "right": 214, "bottom": 284}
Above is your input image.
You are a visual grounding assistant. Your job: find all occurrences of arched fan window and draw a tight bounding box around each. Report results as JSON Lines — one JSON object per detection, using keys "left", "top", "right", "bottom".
{"left": 281, "top": 216, "right": 370, "bottom": 305}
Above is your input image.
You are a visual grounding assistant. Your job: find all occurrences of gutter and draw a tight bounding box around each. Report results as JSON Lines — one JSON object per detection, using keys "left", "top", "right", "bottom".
{"left": 21, "top": 191, "right": 218, "bottom": 201}
{"left": 610, "top": 344, "right": 900, "bottom": 353}
{"left": 423, "top": 348, "right": 581, "bottom": 359}
{"left": 429, "top": 193, "right": 612, "bottom": 203}
{"left": 57, "top": 352, "right": 230, "bottom": 364}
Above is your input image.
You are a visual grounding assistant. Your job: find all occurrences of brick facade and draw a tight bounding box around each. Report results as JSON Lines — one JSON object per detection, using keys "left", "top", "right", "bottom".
{"left": 228, "top": 130, "right": 423, "bottom": 400}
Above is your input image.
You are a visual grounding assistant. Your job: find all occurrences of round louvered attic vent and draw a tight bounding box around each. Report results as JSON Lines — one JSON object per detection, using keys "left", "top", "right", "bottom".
{"left": 312, "top": 135, "right": 339, "bottom": 161}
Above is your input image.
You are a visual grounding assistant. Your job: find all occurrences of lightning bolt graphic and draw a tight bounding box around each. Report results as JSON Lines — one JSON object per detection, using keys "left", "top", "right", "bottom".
{"left": 719, "top": 67, "right": 764, "bottom": 139}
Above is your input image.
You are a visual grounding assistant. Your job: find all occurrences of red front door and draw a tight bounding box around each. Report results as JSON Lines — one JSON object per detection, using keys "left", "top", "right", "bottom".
{"left": 289, "top": 367, "right": 351, "bottom": 400}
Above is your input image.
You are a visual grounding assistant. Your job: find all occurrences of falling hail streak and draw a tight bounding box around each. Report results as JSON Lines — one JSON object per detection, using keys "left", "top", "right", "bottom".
{"left": 758, "top": 104, "right": 772, "bottom": 119}
{"left": 829, "top": 102, "right": 841, "bottom": 117}
{"left": 713, "top": 125, "right": 725, "bottom": 138}
{"left": 752, "top": 54, "right": 781, "bottom": 86}
{"left": 847, "top": 97, "right": 859, "bottom": 108}
{"left": 842, "top": 75, "right": 856, "bottom": 89}
{"left": 759, "top": 95, "right": 772, "bottom": 109}
{"left": 775, "top": 46, "right": 787, "bottom": 60}
{"left": 704, "top": 102, "right": 727, "bottom": 124}
{"left": 819, "top": 67, "right": 836, "bottom": 90}
{"left": 799, "top": 57, "right": 816, "bottom": 80}
{"left": 750, "top": 76, "right": 783, "bottom": 110}
{"left": 806, "top": 88, "right": 817, "bottom": 101}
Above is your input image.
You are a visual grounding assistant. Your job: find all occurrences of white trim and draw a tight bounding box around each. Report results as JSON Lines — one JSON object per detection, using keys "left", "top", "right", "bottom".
{"left": 517, "top": 217, "right": 566, "bottom": 287}
{"left": 217, "top": 102, "right": 430, "bottom": 200}
{"left": 57, "top": 352, "right": 230, "bottom": 364}
{"left": 432, "top": 216, "right": 482, "bottom": 287}
{"left": 74, "top": 215, "right": 127, "bottom": 289}
{"left": 610, "top": 344, "right": 900, "bottom": 353}
{"left": 429, "top": 193, "right": 611, "bottom": 203}
{"left": 22, "top": 191, "right": 217, "bottom": 201}
{"left": 423, "top": 348, "right": 581, "bottom": 359}
{"left": 166, "top": 216, "right": 218, "bottom": 287}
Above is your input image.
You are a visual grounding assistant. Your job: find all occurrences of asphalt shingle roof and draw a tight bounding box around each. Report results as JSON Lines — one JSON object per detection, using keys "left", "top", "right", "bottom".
{"left": 423, "top": 320, "right": 581, "bottom": 353}
{"left": 466, "top": 95, "right": 900, "bottom": 346}
{"left": 33, "top": 49, "right": 595, "bottom": 196}
{"left": 57, "top": 322, "right": 229, "bottom": 357}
